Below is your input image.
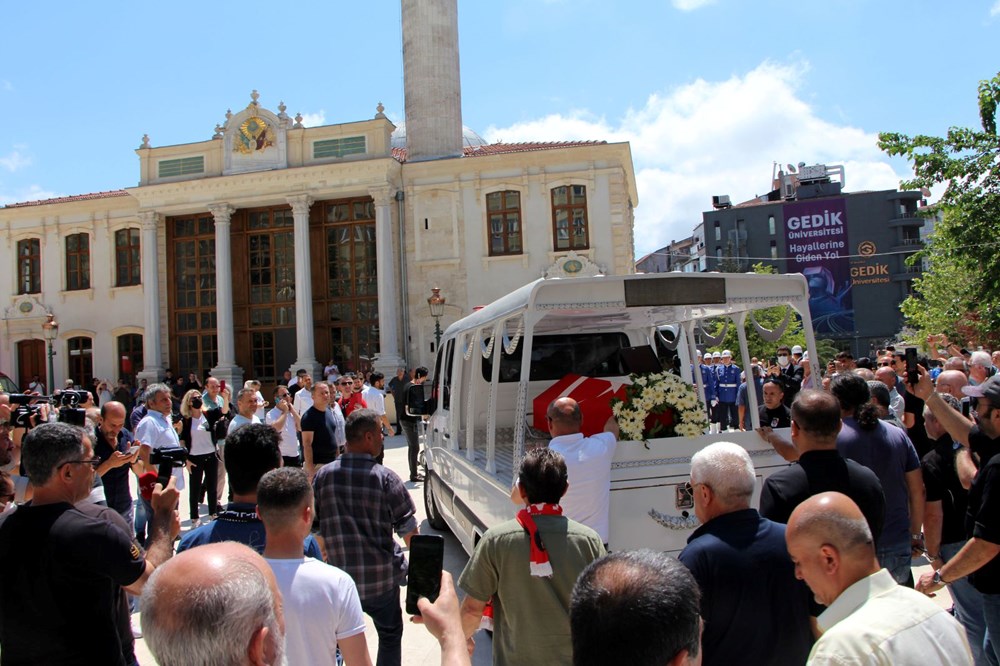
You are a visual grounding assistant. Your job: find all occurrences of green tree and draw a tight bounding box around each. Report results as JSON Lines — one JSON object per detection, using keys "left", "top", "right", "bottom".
{"left": 878, "top": 71, "right": 1000, "bottom": 348}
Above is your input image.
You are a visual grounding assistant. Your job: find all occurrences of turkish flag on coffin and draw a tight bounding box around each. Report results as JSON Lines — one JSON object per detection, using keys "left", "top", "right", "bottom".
{"left": 533, "top": 374, "right": 626, "bottom": 437}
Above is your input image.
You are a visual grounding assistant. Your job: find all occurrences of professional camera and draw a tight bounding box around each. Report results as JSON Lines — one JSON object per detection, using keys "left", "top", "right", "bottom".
{"left": 55, "top": 390, "right": 91, "bottom": 408}
{"left": 10, "top": 405, "right": 41, "bottom": 428}
{"left": 150, "top": 445, "right": 189, "bottom": 486}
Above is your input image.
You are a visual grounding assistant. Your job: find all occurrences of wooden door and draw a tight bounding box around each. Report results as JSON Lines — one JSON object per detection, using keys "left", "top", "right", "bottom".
{"left": 17, "top": 339, "right": 45, "bottom": 391}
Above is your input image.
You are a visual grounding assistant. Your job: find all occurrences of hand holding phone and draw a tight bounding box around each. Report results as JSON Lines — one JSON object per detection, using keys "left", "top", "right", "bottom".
{"left": 905, "top": 348, "right": 919, "bottom": 385}
{"left": 406, "top": 534, "right": 445, "bottom": 615}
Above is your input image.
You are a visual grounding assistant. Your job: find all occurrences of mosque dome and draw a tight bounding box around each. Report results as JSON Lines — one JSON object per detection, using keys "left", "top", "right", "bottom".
{"left": 390, "top": 122, "right": 487, "bottom": 150}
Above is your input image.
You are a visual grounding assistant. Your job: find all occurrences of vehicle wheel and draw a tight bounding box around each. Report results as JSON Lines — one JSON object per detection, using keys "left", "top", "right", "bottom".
{"left": 424, "top": 475, "right": 449, "bottom": 531}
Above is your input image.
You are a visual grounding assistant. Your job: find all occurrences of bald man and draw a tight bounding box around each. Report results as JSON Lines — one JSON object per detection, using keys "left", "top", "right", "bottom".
{"left": 141, "top": 542, "right": 285, "bottom": 666}
{"left": 545, "top": 397, "right": 619, "bottom": 545}
{"left": 786, "top": 492, "right": 971, "bottom": 665}
{"left": 874, "top": 366, "right": 905, "bottom": 421}
{"left": 936, "top": 369, "right": 970, "bottom": 401}
{"left": 93, "top": 401, "right": 140, "bottom": 522}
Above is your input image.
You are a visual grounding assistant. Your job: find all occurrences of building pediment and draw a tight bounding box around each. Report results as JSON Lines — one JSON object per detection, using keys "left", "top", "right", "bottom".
{"left": 223, "top": 90, "right": 290, "bottom": 175}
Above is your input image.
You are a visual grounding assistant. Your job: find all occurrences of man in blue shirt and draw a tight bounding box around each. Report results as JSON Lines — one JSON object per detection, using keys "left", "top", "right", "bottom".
{"left": 679, "top": 441, "right": 813, "bottom": 666}
{"left": 715, "top": 350, "right": 741, "bottom": 431}
{"left": 177, "top": 423, "right": 321, "bottom": 558}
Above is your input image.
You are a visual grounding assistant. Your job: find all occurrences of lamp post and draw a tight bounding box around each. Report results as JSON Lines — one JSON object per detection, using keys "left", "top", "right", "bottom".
{"left": 41, "top": 313, "right": 58, "bottom": 393}
{"left": 427, "top": 286, "right": 446, "bottom": 348}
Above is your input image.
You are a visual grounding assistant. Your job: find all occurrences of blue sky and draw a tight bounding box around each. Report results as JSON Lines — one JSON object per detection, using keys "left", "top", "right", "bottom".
{"left": 1, "top": 1, "right": 997, "bottom": 256}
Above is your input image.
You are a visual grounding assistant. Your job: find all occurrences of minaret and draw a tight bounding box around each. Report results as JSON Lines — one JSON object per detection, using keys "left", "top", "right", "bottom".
{"left": 402, "top": 0, "right": 464, "bottom": 161}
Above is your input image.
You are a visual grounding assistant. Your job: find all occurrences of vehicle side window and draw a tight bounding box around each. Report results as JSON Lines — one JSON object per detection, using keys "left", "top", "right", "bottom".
{"left": 482, "top": 333, "right": 630, "bottom": 382}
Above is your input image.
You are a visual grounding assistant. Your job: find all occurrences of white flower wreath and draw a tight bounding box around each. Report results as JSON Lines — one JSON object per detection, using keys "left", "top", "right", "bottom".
{"left": 610, "top": 371, "right": 709, "bottom": 443}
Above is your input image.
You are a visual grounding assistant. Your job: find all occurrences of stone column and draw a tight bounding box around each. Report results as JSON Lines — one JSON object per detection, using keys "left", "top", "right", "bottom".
{"left": 136, "top": 211, "right": 164, "bottom": 384}
{"left": 370, "top": 186, "right": 405, "bottom": 376}
{"left": 287, "top": 194, "right": 321, "bottom": 379}
{"left": 208, "top": 203, "right": 243, "bottom": 388}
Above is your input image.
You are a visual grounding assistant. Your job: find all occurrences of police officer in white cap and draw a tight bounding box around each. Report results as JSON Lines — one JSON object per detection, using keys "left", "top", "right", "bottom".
{"left": 716, "top": 350, "right": 741, "bottom": 431}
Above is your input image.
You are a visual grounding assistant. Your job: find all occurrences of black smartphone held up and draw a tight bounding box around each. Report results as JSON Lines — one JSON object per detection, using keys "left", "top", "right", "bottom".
{"left": 906, "top": 348, "right": 919, "bottom": 385}
{"left": 405, "top": 534, "right": 445, "bottom": 615}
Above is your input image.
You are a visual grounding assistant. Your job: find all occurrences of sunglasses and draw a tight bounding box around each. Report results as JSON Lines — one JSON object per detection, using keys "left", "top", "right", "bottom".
{"left": 878, "top": 362, "right": 892, "bottom": 367}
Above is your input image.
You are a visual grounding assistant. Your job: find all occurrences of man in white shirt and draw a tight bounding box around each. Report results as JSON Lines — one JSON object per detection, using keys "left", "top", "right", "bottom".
{"left": 786, "top": 491, "right": 971, "bottom": 665}
{"left": 362, "top": 372, "right": 395, "bottom": 437}
{"left": 266, "top": 386, "right": 301, "bottom": 468}
{"left": 136, "top": 382, "right": 185, "bottom": 491}
{"left": 293, "top": 373, "right": 315, "bottom": 417}
{"left": 260, "top": 467, "right": 371, "bottom": 666}
{"left": 544, "top": 397, "right": 619, "bottom": 545}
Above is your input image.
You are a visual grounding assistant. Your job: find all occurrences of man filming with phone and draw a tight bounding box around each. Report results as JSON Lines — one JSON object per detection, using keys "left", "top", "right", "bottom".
{"left": 93, "top": 400, "right": 141, "bottom": 523}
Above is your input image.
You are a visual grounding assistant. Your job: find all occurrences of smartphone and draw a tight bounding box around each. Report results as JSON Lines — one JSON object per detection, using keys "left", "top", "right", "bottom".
{"left": 220, "top": 379, "right": 227, "bottom": 393}
{"left": 127, "top": 445, "right": 140, "bottom": 456}
{"left": 905, "top": 348, "right": 919, "bottom": 385}
{"left": 405, "top": 534, "right": 445, "bottom": 615}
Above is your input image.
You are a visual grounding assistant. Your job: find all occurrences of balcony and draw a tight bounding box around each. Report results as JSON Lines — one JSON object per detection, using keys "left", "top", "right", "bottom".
{"left": 888, "top": 213, "right": 925, "bottom": 228}
{"left": 890, "top": 237, "right": 924, "bottom": 252}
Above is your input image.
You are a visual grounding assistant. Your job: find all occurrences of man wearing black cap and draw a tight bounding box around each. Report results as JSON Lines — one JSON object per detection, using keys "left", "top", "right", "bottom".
{"left": 913, "top": 370, "right": 1000, "bottom": 662}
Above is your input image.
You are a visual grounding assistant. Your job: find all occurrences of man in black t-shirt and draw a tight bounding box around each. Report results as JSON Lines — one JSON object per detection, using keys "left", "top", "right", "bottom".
{"left": 758, "top": 390, "right": 885, "bottom": 541}
{"left": 0, "top": 422, "right": 179, "bottom": 665}
{"left": 400, "top": 366, "right": 429, "bottom": 482}
{"left": 920, "top": 392, "right": 987, "bottom": 663}
{"left": 301, "top": 381, "right": 345, "bottom": 480}
{"left": 93, "top": 401, "right": 140, "bottom": 523}
{"left": 759, "top": 378, "right": 791, "bottom": 429}
{"left": 914, "top": 371, "right": 1000, "bottom": 662}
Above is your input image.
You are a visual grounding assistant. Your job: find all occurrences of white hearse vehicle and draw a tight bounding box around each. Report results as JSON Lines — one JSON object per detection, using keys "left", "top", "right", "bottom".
{"left": 422, "top": 272, "right": 819, "bottom": 555}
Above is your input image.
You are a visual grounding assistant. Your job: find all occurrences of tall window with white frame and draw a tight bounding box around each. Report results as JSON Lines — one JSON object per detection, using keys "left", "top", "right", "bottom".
{"left": 17, "top": 238, "right": 40, "bottom": 295}
{"left": 486, "top": 190, "right": 522, "bottom": 256}
{"left": 115, "top": 228, "right": 141, "bottom": 287}
{"left": 551, "top": 185, "right": 589, "bottom": 251}
{"left": 67, "top": 336, "right": 94, "bottom": 388}
{"left": 65, "top": 233, "right": 90, "bottom": 291}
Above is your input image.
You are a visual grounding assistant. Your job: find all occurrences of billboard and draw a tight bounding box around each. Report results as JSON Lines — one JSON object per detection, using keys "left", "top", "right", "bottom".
{"left": 783, "top": 197, "right": 854, "bottom": 336}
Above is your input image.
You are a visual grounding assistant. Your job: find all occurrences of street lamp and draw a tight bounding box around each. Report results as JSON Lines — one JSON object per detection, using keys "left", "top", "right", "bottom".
{"left": 427, "top": 286, "right": 446, "bottom": 348}
{"left": 41, "top": 313, "right": 59, "bottom": 393}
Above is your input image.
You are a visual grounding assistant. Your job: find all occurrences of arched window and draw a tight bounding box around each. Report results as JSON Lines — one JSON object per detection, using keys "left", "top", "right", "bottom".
{"left": 486, "top": 190, "right": 522, "bottom": 256}
{"left": 67, "top": 337, "right": 94, "bottom": 388}
{"left": 551, "top": 185, "right": 589, "bottom": 250}
{"left": 65, "top": 233, "right": 90, "bottom": 291}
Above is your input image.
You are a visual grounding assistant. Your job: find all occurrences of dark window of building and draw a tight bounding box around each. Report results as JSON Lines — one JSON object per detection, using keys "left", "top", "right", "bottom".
{"left": 167, "top": 214, "right": 218, "bottom": 378}
{"left": 313, "top": 198, "right": 379, "bottom": 375}
{"left": 313, "top": 137, "right": 366, "bottom": 159}
{"left": 486, "top": 190, "right": 522, "bottom": 256}
{"left": 65, "top": 233, "right": 90, "bottom": 291}
{"left": 115, "top": 228, "right": 141, "bottom": 287}
{"left": 117, "top": 334, "right": 144, "bottom": 386}
{"left": 551, "top": 185, "right": 589, "bottom": 250}
{"left": 770, "top": 240, "right": 778, "bottom": 259}
{"left": 17, "top": 238, "right": 41, "bottom": 295}
{"left": 768, "top": 215, "right": 776, "bottom": 235}
{"left": 714, "top": 221, "right": 721, "bottom": 241}
{"left": 67, "top": 336, "right": 94, "bottom": 388}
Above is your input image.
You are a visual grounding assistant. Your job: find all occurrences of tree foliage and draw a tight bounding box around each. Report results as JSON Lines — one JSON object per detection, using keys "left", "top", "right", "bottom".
{"left": 878, "top": 71, "right": 1000, "bottom": 347}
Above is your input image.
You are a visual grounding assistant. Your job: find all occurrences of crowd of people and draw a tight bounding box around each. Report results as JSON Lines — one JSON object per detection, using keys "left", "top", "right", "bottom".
{"left": 5, "top": 337, "right": 1000, "bottom": 665}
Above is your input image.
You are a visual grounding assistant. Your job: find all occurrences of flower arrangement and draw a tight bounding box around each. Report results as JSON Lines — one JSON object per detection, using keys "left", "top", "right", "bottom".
{"left": 610, "top": 371, "right": 709, "bottom": 443}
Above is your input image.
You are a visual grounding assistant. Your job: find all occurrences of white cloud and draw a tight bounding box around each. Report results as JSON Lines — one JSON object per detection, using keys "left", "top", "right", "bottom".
{"left": 991, "top": 0, "right": 1000, "bottom": 16}
{"left": 483, "top": 60, "right": 910, "bottom": 256}
{"left": 672, "top": 0, "right": 716, "bottom": 10}
{"left": 0, "top": 149, "right": 30, "bottom": 172}
{"left": 298, "top": 111, "right": 326, "bottom": 127}
{"left": 0, "top": 184, "right": 62, "bottom": 207}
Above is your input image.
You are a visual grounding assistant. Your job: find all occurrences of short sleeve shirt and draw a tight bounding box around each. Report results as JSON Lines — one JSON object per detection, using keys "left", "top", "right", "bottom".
{"left": 0, "top": 501, "right": 146, "bottom": 665}
{"left": 921, "top": 435, "right": 968, "bottom": 545}
{"left": 135, "top": 411, "right": 185, "bottom": 491}
{"left": 301, "top": 406, "right": 343, "bottom": 465}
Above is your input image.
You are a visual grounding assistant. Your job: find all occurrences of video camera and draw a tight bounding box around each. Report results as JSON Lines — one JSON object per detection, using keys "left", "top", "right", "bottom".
{"left": 150, "top": 445, "right": 188, "bottom": 487}
{"left": 7, "top": 390, "right": 92, "bottom": 428}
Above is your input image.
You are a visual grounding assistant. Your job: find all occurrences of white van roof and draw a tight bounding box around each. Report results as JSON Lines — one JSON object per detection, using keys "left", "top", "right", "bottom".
{"left": 444, "top": 272, "right": 810, "bottom": 337}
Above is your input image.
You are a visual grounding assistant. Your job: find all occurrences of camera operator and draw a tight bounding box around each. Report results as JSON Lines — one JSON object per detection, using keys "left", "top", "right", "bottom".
{"left": 135, "top": 383, "right": 186, "bottom": 491}
{"left": 0, "top": 422, "right": 180, "bottom": 665}
{"left": 93, "top": 401, "right": 141, "bottom": 523}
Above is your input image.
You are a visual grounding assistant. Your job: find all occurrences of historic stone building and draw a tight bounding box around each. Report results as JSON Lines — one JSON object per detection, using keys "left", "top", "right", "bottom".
{"left": 0, "top": 0, "right": 637, "bottom": 393}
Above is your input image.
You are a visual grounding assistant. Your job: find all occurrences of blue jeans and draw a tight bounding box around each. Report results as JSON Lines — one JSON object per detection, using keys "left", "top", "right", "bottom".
{"left": 876, "top": 548, "right": 914, "bottom": 587}
{"left": 942, "top": 541, "right": 988, "bottom": 665}
{"left": 134, "top": 496, "right": 153, "bottom": 546}
{"left": 361, "top": 587, "right": 403, "bottom": 666}
{"left": 980, "top": 591, "right": 1000, "bottom": 665}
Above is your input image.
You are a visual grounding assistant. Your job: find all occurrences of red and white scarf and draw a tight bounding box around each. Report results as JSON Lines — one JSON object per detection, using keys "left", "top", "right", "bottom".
{"left": 516, "top": 502, "right": 563, "bottom": 578}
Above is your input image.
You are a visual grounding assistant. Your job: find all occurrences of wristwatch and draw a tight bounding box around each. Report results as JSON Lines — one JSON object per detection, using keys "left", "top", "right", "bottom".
{"left": 932, "top": 569, "right": 949, "bottom": 586}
